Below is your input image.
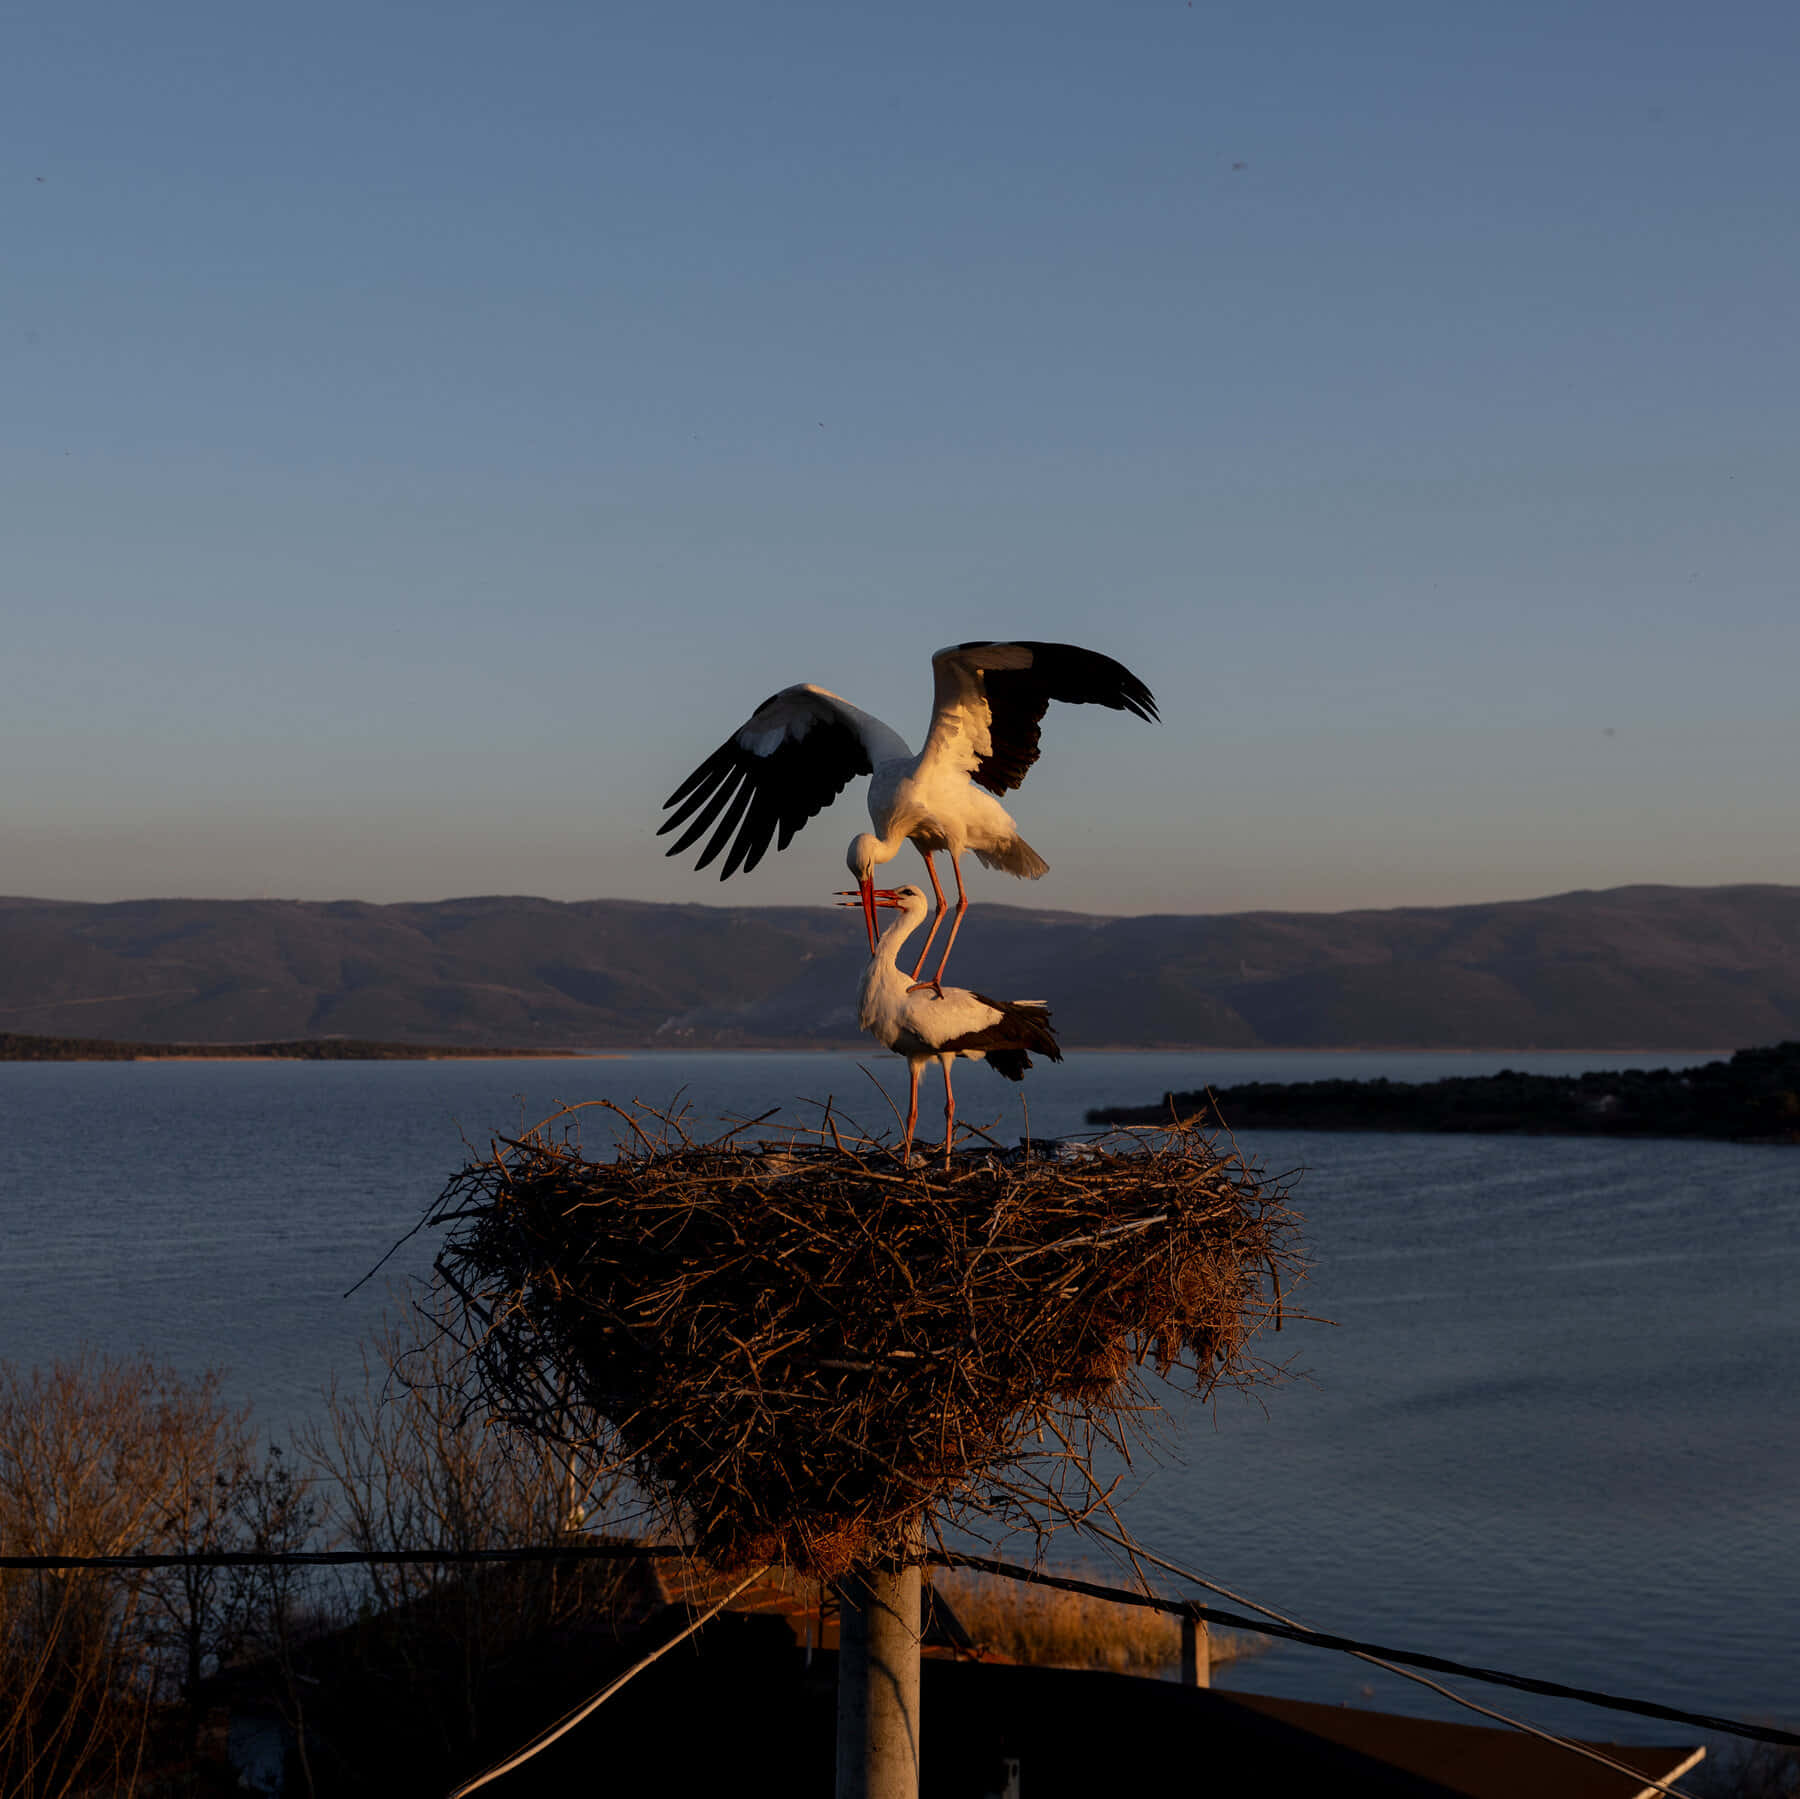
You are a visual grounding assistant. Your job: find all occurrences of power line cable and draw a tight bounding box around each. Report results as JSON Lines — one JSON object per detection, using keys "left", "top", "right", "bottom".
{"left": 446, "top": 1566, "right": 767, "bottom": 1799}
{"left": 1031, "top": 1524, "right": 1742, "bottom": 1799}
{"left": 5, "top": 1542, "right": 1792, "bottom": 1753}
{"left": 940, "top": 1550, "right": 1717, "bottom": 1799}
{"left": 938, "top": 1548, "right": 1798, "bottom": 1749}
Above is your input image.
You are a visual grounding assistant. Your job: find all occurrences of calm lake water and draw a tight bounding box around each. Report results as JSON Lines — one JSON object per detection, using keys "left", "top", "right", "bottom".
{"left": 2, "top": 1048, "right": 1795, "bottom": 1753}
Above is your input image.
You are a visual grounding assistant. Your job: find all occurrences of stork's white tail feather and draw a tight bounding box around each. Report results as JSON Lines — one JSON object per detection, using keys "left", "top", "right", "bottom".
{"left": 975, "top": 834, "right": 1048, "bottom": 879}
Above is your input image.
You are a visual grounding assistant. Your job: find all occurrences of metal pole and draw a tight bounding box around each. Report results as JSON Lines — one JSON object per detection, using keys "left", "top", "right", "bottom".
{"left": 1180, "top": 1610, "right": 1211, "bottom": 1688}
{"left": 835, "top": 1553, "right": 922, "bottom": 1799}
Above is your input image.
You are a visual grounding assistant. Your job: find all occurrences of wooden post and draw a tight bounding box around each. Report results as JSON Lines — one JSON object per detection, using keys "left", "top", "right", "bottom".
{"left": 835, "top": 1552, "right": 922, "bottom": 1799}
{"left": 1180, "top": 1610, "right": 1210, "bottom": 1688}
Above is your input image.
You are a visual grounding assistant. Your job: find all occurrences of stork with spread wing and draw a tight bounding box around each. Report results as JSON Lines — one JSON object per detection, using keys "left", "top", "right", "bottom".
{"left": 659, "top": 640, "right": 1158, "bottom": 988}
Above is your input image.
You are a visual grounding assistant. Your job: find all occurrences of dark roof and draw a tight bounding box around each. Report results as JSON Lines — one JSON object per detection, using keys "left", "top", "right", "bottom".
{"left": 620, "top": 1564, "right": 1708, "bottom": 1797}
{"left": 891, "top": 1662, "right": 1702, "bottom": 1799}
{"left": 1215, "top": 1686, "right": 1702, "bottom": 1799}
{"left": 209, "top": 1557, "right": 1706, "bottom": 1797}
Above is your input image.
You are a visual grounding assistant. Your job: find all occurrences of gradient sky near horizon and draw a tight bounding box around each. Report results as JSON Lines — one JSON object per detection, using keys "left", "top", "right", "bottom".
{"left": 5, "top": 0, "right": 1797, "bottom": 916}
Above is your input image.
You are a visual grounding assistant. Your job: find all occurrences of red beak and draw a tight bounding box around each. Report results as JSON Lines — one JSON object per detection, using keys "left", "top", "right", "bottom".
{"left": 836, "top": 885, "right": 903, "bottom": 951}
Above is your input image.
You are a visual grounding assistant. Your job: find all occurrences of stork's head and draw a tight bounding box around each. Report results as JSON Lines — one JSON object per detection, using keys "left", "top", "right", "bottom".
{"left": 845, "top": 833, "right": 882, "bottom": 882}
{"left": 844, "top": 833, "right": 884, "bottom": 951}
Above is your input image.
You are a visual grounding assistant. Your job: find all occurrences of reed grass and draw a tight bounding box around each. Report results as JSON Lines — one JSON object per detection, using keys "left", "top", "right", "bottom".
{"left": 933, "top": 1566, "right": 1265, "bottom": 1677}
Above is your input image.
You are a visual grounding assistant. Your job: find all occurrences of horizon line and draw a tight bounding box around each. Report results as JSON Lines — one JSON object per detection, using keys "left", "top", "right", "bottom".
{"left": 1, "top": 877, "right": 1795, "bottom": 923}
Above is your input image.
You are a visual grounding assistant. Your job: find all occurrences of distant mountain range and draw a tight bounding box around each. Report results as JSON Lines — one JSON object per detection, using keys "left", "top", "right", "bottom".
{"left": 0, "top": 884, "right": 1796, "bottom": 1050}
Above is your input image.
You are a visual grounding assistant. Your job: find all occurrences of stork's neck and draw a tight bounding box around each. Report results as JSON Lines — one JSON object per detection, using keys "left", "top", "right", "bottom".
{"left": 873, "top": 905, "right": 924, "bottom": 973}
{"left": 858, "top": 901, "right": 927, "bottom": 1032}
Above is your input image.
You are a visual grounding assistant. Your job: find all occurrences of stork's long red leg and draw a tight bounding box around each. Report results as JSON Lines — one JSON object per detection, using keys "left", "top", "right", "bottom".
{"left": 909, "top": 851, "right": 950, "bottom": 979}
{"left": 903, "top": 1062, "right": 921, "bottom": 1165}
{"left": 929, "top": 855, "right": 972, "bottom": 986}
{"left": 941, "top": 1055, "right": 957, "bottom": 1171}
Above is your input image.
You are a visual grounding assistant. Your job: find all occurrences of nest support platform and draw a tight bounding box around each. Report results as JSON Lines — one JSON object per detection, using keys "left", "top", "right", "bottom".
{"left": 432, "top": 1108, "right": 1303, "bottom": 1579}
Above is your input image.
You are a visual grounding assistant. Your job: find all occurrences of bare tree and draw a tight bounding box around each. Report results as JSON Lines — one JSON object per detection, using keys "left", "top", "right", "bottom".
{"left": 0, "top": 1352, "right": 244, "bottom": 1798}
{"left": 297, "top": 1289, "right": 624, "bottom": 1767}
{"left": 141, "top": 1376, "right": 258, "bottom": 1753}
{"left": 229, "top": 1446, "right": 325, "bottom": 1799}
{"left": 0, "top": 1316, "right": 628, "bottom": 1798}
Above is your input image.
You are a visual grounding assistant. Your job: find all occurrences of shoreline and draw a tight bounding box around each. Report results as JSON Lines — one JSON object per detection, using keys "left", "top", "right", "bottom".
{"left": 0, "top": 1031, "right": 620, "bottom": 1064}
{"left": 0, "top": 1037, "right": 1737, "bottom": 1063}
{"left": 121, "top": 1052, "right": 625, "bottom": 1062}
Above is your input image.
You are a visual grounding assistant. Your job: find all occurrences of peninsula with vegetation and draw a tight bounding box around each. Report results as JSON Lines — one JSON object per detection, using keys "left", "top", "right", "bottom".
{"left": 1088, "top": 1042, "right": 1800, "bottom": 1143}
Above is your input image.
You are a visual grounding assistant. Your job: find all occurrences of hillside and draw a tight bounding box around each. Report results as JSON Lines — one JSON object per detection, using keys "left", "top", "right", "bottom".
{"left": 0, "top": 884, "right": 1796, "bottom": 1050}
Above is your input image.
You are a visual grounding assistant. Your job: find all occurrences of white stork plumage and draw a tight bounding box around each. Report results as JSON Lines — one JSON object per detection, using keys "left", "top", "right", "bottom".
{"left": 659, "top": 640, "right": 1157, "bottom": 986}
{"left": 844, "top": 884, "right": 1062, "bottom": 1167}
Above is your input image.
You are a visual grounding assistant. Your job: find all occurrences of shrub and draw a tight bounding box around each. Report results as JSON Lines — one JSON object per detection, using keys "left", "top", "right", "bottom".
{"left": 933, "top": 1566, "right": 1265, "bottom": 1678}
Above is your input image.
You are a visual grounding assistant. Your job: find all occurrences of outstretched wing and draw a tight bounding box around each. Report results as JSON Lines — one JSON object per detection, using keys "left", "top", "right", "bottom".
{"left": 659, "top": 685, "right": 909, "bottom": 879}
{"left": 923, "top": 641, "right": 1159, "bottom": 796}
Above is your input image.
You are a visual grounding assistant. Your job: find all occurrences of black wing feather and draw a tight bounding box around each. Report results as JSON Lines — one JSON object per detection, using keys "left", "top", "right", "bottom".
{"left": 659, "top": 699, "right": 876, "bottom": 880}
{"left": 944, "top": 995, "right": 1064, "bottom": 1078}
{"left": 695, "top": 771, "right": 757, "bottom": 871}
{"left": 724, "top": 776, "right": 785, "bottom": 879}
{"left": 663, "top": 749, "right": 726, "bottom": 812}
{"left": 954, "top": 640, "right": 1158, "bottom": 796}
{"left": 662, "top": 764, "right": 747, "bottom": 857}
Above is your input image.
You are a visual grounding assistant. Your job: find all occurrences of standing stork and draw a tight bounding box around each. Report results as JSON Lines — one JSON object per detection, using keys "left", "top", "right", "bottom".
{"left": 659, "top": 640, "right": 1157, "bottom": 987}
{"left": 844, "top": 884, "right": 1062, "bottom": 1167}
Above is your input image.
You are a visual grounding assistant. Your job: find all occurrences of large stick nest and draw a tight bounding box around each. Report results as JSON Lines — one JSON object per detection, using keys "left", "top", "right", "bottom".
{"left": 431, "top": 1107, "right": 1303, "bottom": 1578}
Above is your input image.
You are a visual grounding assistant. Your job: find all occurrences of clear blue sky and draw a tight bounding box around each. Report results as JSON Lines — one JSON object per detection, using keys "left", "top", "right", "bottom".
{"left": 6, "top": 0, "right": 1796, "bottom": 914}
